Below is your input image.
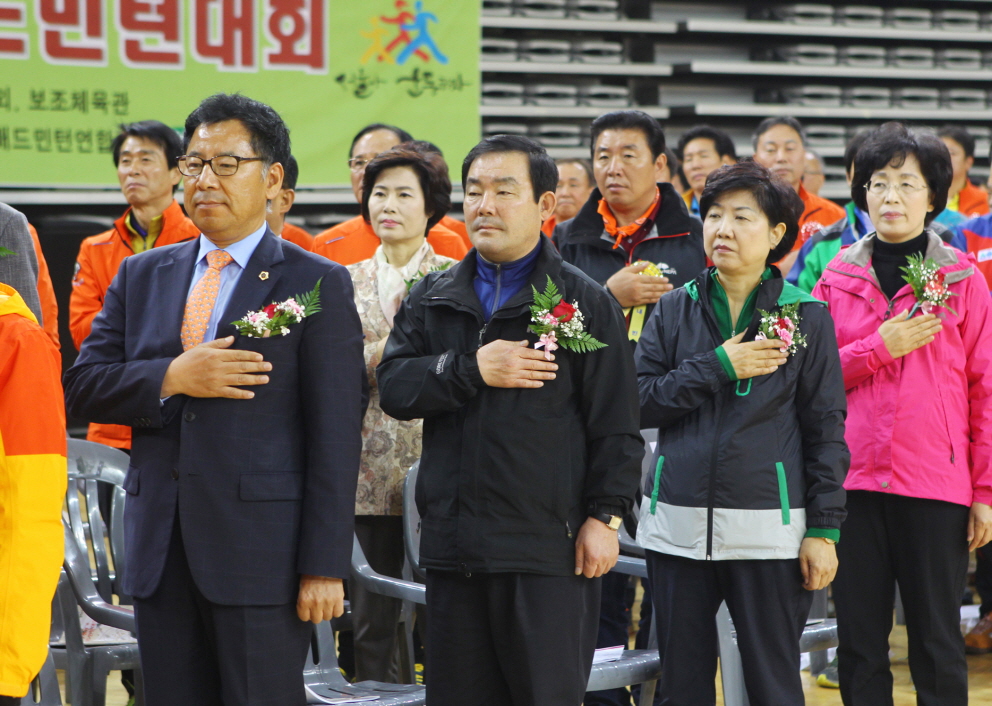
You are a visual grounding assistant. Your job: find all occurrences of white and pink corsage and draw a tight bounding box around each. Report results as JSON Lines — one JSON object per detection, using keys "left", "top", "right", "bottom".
{"left": 231, "top": 279, "right": 322, "bottom": 338}
{"left": 528, "top": 276, "right": 607, "bottom": 360}
{"left": 754, "top": 302, "right": 807, "bottom": 356}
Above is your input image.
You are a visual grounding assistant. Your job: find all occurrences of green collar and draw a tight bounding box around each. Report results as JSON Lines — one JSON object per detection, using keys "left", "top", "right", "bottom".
{"left": 778, "top": 281, "right": 823, "bottom": 306}
{"left": 709, "top": 268, "right": 774, "bottom": 340}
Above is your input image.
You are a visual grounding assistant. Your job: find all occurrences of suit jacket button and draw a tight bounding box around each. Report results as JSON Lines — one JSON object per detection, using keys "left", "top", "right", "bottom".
{"left": 171, "top": 468, "right": 179, "bottom": 480}
{"left": 184, "top": 412, "right": 196, "bottom": 422}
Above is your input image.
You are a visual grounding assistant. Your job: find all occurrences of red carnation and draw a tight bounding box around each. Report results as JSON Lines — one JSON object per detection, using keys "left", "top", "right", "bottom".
{"left": 263, "top": 303, "right": 278, "bottom": 318}
{"left": 553, "top": 300, "right": 576, "bottom": 322}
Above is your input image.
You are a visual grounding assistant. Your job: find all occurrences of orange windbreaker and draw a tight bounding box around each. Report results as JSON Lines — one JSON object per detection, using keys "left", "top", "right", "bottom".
{"left": 440, "top": 215, "right": 471, "bottom": 249}
{"left": 27, "top": 224, "right": 59, "bottom": 348}
{"left": 70, "top": 200, "right": 199, "bottom": 449}
{"left": 541, "top": 215, "right": 557, "bottom": 238}
{"left": 0, "top": 284, "right": 66, "bottom": 698}
{"left": 311, "top": 214, "right": 468, "bottom": 266}
{"left": 280, "top": 222, "right": 315, "bottom": 250}
{"left": 958, "top": 181, "right": 990, "bottom": 219}
{"left": 796, "top": 183, "right": 846, "bottom": 250}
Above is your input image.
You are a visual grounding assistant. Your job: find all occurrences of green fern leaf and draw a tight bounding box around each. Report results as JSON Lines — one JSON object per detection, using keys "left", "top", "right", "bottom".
{"left": 296, "top": 277, "right": 323, "bottom": 317}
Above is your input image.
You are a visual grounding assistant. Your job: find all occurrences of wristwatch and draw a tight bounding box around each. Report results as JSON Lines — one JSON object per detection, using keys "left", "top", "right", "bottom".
{"left": 591, "top": 511, "right": 622, "bottom": 531}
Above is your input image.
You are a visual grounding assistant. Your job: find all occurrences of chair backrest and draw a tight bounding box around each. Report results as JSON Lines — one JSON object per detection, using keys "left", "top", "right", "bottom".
{"left": 61, "top": 521, "right": 136, "bottom": 633}
{"left": 402, "top": 461, "right": 424, "bottom": 580}
{"left": 65, "top": 439, "right": 130, "bottom": 604}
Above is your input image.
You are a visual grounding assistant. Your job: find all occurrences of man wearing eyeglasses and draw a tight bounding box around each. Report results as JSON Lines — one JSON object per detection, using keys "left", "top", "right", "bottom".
{"left": 65, "top": 94, "right": 368, "bottom": 706}
{"left": 70, "top": 121, "right": 201, "bottom": 452}
{"left": 310, "top": 123, "right": 469, "bottom": 264}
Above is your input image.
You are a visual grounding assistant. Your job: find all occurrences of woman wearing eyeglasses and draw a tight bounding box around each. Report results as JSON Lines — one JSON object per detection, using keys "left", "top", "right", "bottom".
{"left": 813, "top": 122, "right": 992, "bottom": 706}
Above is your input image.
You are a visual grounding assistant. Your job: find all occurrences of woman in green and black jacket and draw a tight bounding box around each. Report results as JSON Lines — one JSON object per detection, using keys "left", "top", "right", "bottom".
{"left": 634, "top": 161, "right": 849, "bottom": 705}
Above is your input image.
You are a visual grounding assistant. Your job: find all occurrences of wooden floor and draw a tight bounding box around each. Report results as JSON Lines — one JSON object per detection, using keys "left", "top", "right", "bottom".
{"left": 70, "top": 621, "right": 992, "bottom": 706}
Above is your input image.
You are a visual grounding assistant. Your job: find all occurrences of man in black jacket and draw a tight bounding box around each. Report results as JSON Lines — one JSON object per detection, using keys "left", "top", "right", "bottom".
{"left": 554, "top": 110, "right": 706, "bottom": 344}
{"left": 378, "top": 135, "right": 643, "bottom": 706}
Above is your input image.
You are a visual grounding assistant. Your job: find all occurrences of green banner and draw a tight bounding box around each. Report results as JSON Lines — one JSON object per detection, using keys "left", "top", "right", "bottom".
{"left": 0, "top": 0, "right": 479, "bottom": 187}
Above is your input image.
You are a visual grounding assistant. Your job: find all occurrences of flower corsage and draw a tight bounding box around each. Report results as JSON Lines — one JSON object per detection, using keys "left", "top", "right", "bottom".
{"left": 528, "top": 276, "right": 607, "bottom": 360}
{"left": 231, "top": 278, "right": 322, "bottom": 338}
{"left": 900, "top": 254, "right": 957, "bottom": 317}
{"left": 754, "top": 302, "right": 807, "bottom": 355}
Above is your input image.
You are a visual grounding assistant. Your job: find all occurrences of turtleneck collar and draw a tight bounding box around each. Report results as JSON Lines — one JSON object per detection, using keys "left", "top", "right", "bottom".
{"left": 474, "top": 238, "right": 543, "bottom": 321}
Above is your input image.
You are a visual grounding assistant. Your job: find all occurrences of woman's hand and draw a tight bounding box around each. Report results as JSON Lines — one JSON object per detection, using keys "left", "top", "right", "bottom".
{"left": 799, "top": 537, "right": 838, "bottom": 591}
{"left": 968, "top": 502, "right": 992, "bottom": 551}
{"left": 878, "top": 310, "right": 941, "bottom": 359}
{"left": 720, "top": 332, "right": 788, "bottom": 380}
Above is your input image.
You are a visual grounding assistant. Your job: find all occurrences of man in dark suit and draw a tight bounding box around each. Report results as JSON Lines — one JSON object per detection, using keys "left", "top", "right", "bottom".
{"left": 64, "top": 94, "right": 368, "bottom": 706}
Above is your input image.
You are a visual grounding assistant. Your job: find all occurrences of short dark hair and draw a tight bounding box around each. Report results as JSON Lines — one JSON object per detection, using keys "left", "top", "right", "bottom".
{"left": 461, "top": 135, "right": 558, "bottom": 203}
{"left": 843, "top": 129, "right": 873, "bottom": 175}
{"left": 555, "top": 158, "right": 594, "bottom": 185}
{"left": 676, "top": 125, "right": 738, "bottom": 162}
{"left": 590, "top": 110, "right": 666, "bottom": 160}
{"left": 361, "top": 146, "right": 451, "bottom": 235}
{"left": 700, "top": 160, "right": 804, "bottom": 266}
{"left": 112, "top": 120, "right": 182, "bottom": 170}
{"left": 753, "top": 116, "right": 807, "bottom": 150}
{"left": 350, "top": 124, "right": 413, "bottom": 158}
{"left": 936, "top": 125, "right": 976, "bottom": 160}
{"left": 183, "top": 93, "right": 290, "bottom": 168}
{"left": 283, "top": 155, "right": 298, "bottom": 191}
{"left": 403, "top": 139, "right": 443, "bottom": 157}
{"left": 851, "top": 122, "right": 952, "bottom": 226}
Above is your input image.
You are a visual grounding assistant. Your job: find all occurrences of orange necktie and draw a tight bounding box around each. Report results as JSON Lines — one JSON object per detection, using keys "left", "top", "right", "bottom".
{"left": 181, "top": 249, "right": 234, "bottom": 351}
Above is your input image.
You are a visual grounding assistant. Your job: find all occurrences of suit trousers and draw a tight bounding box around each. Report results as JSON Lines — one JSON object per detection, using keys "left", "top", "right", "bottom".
{"left": 645, "top": 550, "right": 813, "bottom": 706}
{"left": 133, "top": 518, "right": 313, "bottom": 706}
{"left": 424, "top": 569, "right": 600, "bottom": 706}
{"left": 834, "top": 490, "right": 970, "bottom": 706}
{"left": 351, "top": 515, "right": 405, "bottom": 682}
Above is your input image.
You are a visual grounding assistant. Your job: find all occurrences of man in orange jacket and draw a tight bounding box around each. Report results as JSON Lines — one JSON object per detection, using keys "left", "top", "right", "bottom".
{"left": 938, "top": 125, "right": 990, "bottom": 220}
{"left": 70, "top": 120, "right": 200, "bottom": 450}
{"left": 752, "top": 116, "right": 845, "bottom": 274}
{"left": 311, "top": 124, "right": 468, "bottom": 264}
{"left": 266, "top": 154, "right": 315, "bottom": 250}
{"left": 0, "top": 281, "right": 66, "bottom": 706}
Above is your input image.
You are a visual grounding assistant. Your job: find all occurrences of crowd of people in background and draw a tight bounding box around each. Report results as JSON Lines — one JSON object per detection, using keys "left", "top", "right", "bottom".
{"left": 3, "top": 98, "right": 992, "bottom": 706}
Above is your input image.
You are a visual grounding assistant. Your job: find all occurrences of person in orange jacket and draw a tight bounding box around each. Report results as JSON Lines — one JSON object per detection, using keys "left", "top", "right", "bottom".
{"left": 938, "top": 125, "right": 990, "bottom": 220}
{"left": 311, "top": 124, "right": 468, "bottom": 265}
{"left": 752, "top": 116, "right": 845, "bottom": 275}
{"left": 266, "top": 154, "right": 315, "bottom": 250}
{"left": 0, "top": 281, "right": 66, "bottom": 706}
{"left": 70, "top": 120, "right": 200, "bottom": 450}
{"left": 25, "top": 224, "right": 59, "bottom": 348}
{"left": 541, "top": 158, "right": 595, "bottom": 238}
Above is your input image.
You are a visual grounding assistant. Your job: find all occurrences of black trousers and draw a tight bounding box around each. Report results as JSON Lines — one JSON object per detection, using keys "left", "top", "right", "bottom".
{"left": 351, "top": 515, "right": 405, "bottom": 682}
{"left": 133, "top": 519, "right": 313, "bottom": 706}
{"left": 834, "top": 491, "right": 970, "bottom": 706}
{"left": 976, "top": 545, "right": 992, "bottom": 617}
{"left": 424, "top": 569, "right": 600, "bottom": 706}
{"left": 646, "top": 550, "right": 813, "bottom": 706}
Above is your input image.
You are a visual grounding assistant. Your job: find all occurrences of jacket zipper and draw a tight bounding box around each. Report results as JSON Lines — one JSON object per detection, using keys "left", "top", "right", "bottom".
{"left": 697, "top": 290, "right": 726, "bottom": 561}
{"left": 491, "top": 263, "right": 503, "bottom": 320}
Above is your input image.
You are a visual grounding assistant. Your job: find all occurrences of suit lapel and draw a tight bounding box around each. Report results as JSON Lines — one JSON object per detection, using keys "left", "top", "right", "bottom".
{"left": 216, "top": 230, "right": 285, "bottom": 339}
{"left": 156, "top": 240, "right": 200, "bottom": 356}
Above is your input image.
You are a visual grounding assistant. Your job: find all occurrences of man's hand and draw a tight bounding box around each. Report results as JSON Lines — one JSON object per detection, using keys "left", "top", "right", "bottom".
{"left": 606, "top": 262, "right": 673, "bottom": 308}
{"left": 296, "top": 575, "right": 345, "bottom": 623}
{"left": 160, "top": 336, "right": 271, "bottom": 399}
{"left": 799, "top": 538, "right": 838, "bottom": 591}
{"left": 477, "top": 339, "right": 558, "bottom": 388}
{"left": 968, "top": 502, "right": 992, "bottom": 551}
{"left": 878, "top": 310, "right": 941, "bottom": 359}
{"left": 574, "top": 517, "right": 619, "bottom": 578}
{"left": 375, "top": 334, "right": 389, "bottom": 363}
{"left": 720, "top": 332, "right": 788, "bottom": 380}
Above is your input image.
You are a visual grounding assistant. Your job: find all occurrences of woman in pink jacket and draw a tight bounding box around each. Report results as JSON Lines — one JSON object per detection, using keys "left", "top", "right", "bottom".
{"left": 814, "top": 122, "right": 992, "bottom": 705}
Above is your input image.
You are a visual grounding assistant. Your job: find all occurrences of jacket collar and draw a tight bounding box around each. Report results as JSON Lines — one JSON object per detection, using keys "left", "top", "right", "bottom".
{"left": 562, "top": 182, "right": 694, "bottom": 249}
{"left": 423, "top": 235, "right": 564, "bottom": 319}
{"left": 833, "top": 228, "right": 974, "bottom": 288}
{"left": 113, "top": 200, "right": 197, "bottom": 250}
{"left": 689, "top": 267, "right": 786, "bottom": 339}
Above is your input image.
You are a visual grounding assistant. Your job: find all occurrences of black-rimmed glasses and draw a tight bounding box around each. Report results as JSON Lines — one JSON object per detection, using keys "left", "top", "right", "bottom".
{"left": 178, "top": 155, "right": 263, "bottom": 177}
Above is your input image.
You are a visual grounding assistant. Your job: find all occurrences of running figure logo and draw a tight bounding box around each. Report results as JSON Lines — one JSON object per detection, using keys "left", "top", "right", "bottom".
{"left": 361, "top": 0, "right": 448, "bottom": 65}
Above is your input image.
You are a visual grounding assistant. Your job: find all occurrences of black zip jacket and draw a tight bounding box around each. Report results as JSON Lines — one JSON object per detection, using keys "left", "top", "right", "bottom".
{"left": 553, "top": 181, "right": 707, "bottom": 325}
{"left": 377, "top": 238, "right": 644, "bottom": 575}
{"left": 634, "top": 268, "right": 849, "bottom": 560}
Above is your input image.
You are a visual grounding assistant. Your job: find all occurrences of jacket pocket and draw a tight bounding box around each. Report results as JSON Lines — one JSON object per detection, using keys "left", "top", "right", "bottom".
{"left": 775, "top": 462, "right": 790, "bottom": 525}
{"left": 239, "top": 473, "right": 305, "bottom": 501}
{"left": 936, "top": 385, "right": 958, "bottom": 465}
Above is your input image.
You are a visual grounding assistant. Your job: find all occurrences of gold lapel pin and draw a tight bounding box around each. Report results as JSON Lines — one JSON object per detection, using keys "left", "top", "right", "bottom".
{"left": 259, "top": 271, "right": 269, "bottom": 281}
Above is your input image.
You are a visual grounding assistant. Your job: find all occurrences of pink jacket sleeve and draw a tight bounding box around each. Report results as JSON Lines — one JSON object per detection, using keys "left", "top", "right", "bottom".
{"left": 959, "top": 270, "right": 992, "bottom": 505}
{"left": 812, "top": 280, "right": 895, "bottom": 391}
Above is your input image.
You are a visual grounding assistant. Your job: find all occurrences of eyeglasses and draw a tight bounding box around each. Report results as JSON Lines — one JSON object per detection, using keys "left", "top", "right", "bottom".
{"left": 348, "top": 156, "right": 373, "bottom": 172}
{"left": 178, "top": 155, "right": 263, "bottom": 177}
{"left": 864, "top": 180, "right": 928, "bottom": 197}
